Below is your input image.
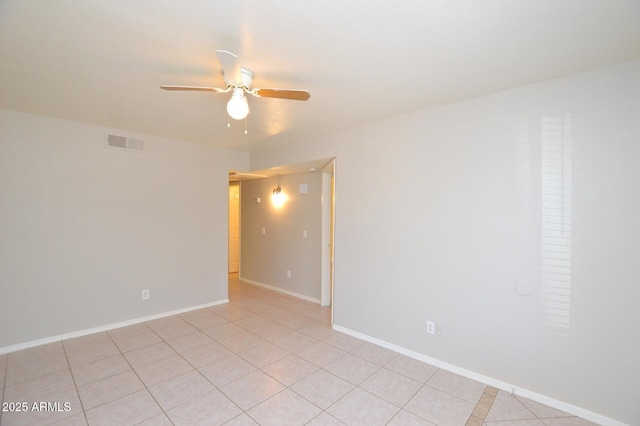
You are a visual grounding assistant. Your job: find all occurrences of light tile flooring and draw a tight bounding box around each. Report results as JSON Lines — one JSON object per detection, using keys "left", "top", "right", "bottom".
{"left": 0, "top": 275, "right": 598, "bottom": 425}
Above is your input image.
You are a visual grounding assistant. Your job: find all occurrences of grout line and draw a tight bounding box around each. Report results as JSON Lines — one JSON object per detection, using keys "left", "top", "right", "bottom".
{"left": 105, "top": 329, "right": 165, "bottom": 419}
{"left": 0, "top": 353, "right": 8, "bottom": 425}
{"left": 60, "top": 340, "right": 88, "bottom": 425}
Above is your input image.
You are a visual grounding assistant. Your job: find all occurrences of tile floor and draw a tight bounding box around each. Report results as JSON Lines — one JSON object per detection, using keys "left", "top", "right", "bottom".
{"left": 0, "top": 275, "right": 598, "bottom": 425}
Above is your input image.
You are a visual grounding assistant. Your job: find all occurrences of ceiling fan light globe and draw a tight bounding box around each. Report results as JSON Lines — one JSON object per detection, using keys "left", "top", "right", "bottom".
{"left": 227, "top": 94, "right": 249, "bottom": 120}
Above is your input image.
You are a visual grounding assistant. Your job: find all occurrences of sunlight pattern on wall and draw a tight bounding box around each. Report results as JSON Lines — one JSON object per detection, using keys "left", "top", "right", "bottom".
{"left": 540, "top": 115, "right": 572, "bottom": 335}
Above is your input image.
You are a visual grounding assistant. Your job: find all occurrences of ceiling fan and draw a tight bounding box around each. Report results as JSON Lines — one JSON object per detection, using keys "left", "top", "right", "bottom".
{"left": 161, "top": 50, "right": 310, "bottom": 120}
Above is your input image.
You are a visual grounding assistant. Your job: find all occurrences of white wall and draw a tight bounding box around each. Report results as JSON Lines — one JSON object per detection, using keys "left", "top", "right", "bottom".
{"left": 0, "top": 109, "right": 249, "bottom": 349}
{"left": 250, "top": 60, "right": 640, "bottom": 425}
{"left": 240, "top": 172, "right": 322, "bottom": 301}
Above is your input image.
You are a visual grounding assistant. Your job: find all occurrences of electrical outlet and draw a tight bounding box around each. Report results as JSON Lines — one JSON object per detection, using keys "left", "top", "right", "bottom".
{"left": 286, "top": 270, "right": 292, "bottom": 278}
{"left": 437, "top": 323, "right": 445, "bottom": 337}
{"left": 426, "top": 321, "right": 435, "bottom": 335}
{"left": 142, "top": 289, "right": 150, "bottom": 300}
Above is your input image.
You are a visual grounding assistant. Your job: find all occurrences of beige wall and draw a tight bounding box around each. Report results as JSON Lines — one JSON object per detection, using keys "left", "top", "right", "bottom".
{"left": 249, "top": 60, "right": 640, "bottom": 425}
{"left": 0, "top": 109, "right": 249, "bottom": 349}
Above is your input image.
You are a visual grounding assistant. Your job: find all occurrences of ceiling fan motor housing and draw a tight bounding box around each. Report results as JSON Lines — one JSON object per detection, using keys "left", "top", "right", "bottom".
{"left": 239, "top": 68, "right": 253, "bottom": 88}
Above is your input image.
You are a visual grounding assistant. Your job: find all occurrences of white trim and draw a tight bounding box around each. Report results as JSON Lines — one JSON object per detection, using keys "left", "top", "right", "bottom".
{"left": 332, "top": 324, "right": 627, "bottom": 426}
{"left": 239, "top": 276, "right": 321, "bottom": 304}
{"left": 0, "top": 299, "right": 229, "bottom": 355}
{"left": 320, "top": 170, "right": 332, "bottom": 307}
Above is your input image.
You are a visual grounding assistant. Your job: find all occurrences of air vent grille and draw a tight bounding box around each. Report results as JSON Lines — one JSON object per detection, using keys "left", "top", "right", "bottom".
{"left": 106, "top": 134, "right": 144, "bottom": 152}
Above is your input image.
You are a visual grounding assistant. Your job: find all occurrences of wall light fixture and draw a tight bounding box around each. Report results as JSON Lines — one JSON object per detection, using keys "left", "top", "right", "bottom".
{"left": 271, "top": 185, "right": 287, "bottom": 208}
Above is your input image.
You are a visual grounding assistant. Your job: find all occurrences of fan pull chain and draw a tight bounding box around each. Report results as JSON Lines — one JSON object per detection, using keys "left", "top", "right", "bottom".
{"left": 225, "top": 119, "right": 248, "bottom": 134}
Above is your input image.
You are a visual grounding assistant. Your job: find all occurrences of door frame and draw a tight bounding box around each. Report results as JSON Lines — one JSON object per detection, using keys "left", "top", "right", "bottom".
{"left": 321, "top": 159, "right": 336, "bottom": 313}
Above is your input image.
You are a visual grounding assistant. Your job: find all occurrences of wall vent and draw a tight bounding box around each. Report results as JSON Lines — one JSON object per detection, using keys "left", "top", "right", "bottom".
{"left": 106, "top": 134, "right": 144, "bottom": 152}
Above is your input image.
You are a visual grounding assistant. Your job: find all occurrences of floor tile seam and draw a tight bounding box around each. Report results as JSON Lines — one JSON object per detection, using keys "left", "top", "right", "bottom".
{"left": 3, "top": 368, "right": 78, "bottom": 402}
{"left": 403, "top": 381, "right": 481, "bottom": 425}
{"left": 314, "top": 366, "right": 361, "bottom": 389}
{"left": 511, "top": 394, "right": 576, "bottom": 421}
{"left": 75, "top": 366, "right": 143, "bottom": 395}
{"left": 383, "top": 380, "right": 434, "bottom": 423}
{"left": 191, "top": 320, "right": 234, "bottom": 339}
{"left": 81, "top": 388, "right": 161, "bottom": 425}
{"left": 286, "top": 378, "right": 351, "bottom": 414}
{"left": 320, "top": 338, "right": 362, "bottom": 352}
{"left": 106, "top": 325, "right": 154, "bottom": 343}
{"left": 178, "top": 310, "right": 217, "bottom": 323}
{"left": 162, "top": 332, "right": 216, "bottom": 355}
{"left": 373, "top": 364, "right": 432, "bottom": 388}
{"left": 500, "top": 390, "right": 540, "bottom": 421}
{"left": 201, "top": 369, "right": 256, "bottom": 391}
{"left": 254, "top": 394, "right": 342, "bottom": 426}
{"left": 114, "top": 339, "right": 167, "bottom": 355}
{"left": 112, "top": 325, "right": 168, "bottom": 357}
{"left": 71, "top": 353, "right": 137, "bottom": 384}
{"left": 304, "top": 411, "right": 339, "bottom": 426}
{"left": 383, "top": 363, "right": 438, "bottom": 384}
{"left": 144, "top": 319, "right": 190, "bottom": 334}
{"left": 385, "top": 409, "right": 431, "bottom": 426}
{"left": 156, "top": 322, "right": 221, "bottom": 352}
{"left": 247, "top": 296, "right": 307, "bottom": 314}
{"left": 188, "top": 345, "right": 237, "bottom": 369}
{"left": 322, "top": 353, "right": 383, "bottom": 386}
{"left": 216, "top": 376, "right": 288, "bottom": 413}
{"left": 367, "top": 370, "right": 426, "bottom": 407}
{"left": 62, "top": 342, "right": 120, "bottom": 361}
{"left": 257, "top": 362, "right": 319, "bottom": 389}
{"left": 100, "top": 329, "right": 172, "bottom": 424}
{"left": 80, "top": 379, "right": 148, "bottom": 412}
{"left": 353, "top": 377, "right": 422, "bottom": 411}
{"left": 4, "top": 345, "right": 65, "bottom": 363}
{"left": 3, "top": 360, "right": 72, "bottom": 389}
{"left": 343, "top": 345, "right": 394, "bottom": 368}
{"left": 61, "top": 336, "right": 89, "bottom": 426}
{"left": 324, "top": 385, "right": 403, "bottom": 421}
{"left": 108, "top": 325, "right": 160, "bottom": 340}
{"left": 154, "top": 326, "right": 203, "bottom": 343}
{"left": 235, "top": 349, "right": 289, "bottom": 370}
{"left": 142, "top": 369, "right": 219, "bottom": 413}
{"left": 0, "top": 353, "right": 7, "bottom": 425}
{"left": 234, "top": 322, "right": 272, "bottom": 334}
{"left": 422, "top": 378, "right": 486, "bottom": 406}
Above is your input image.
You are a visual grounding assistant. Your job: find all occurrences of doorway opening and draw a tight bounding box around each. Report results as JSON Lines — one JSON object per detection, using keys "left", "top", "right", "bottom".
{"left": 228, "top": 182, "right": 240, "bottom": 274}
{"left": 228, "top": 158, "right": 335, "bottom": 322}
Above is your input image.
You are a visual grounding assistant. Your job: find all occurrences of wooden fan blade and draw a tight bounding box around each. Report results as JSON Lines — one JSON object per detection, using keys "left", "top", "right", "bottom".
{"left": 216, "top": 50, "right": 243, "bottom": 86}
{"left": 161, "top": 85, "right": 227, "bottom": 93}
{"left": 254, "top": 88, "right": 310, "bottom": 101}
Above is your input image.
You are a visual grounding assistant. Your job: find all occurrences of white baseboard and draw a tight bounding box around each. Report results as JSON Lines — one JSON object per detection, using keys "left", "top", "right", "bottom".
{"left": 0, "top": 299, "right": 229, "bottom": 355}
{"left": 332, "top": 324, "right": 625, "bottom": 426}
{"left": 239, "top": 276, "right": 321, "bottom": 305}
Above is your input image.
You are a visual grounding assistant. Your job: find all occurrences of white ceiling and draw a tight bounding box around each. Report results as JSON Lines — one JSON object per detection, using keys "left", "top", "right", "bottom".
{"left": 1, "top": 1, "right": 639, "bottom": 153}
